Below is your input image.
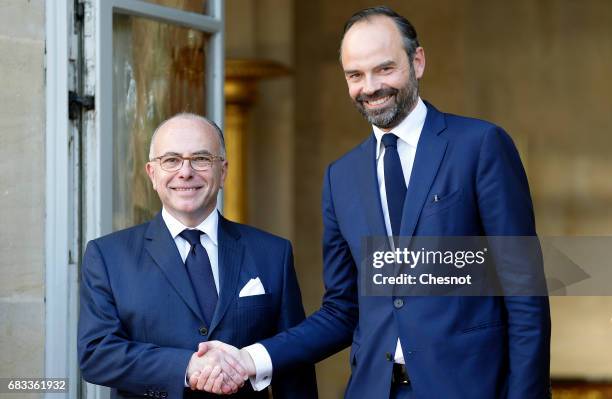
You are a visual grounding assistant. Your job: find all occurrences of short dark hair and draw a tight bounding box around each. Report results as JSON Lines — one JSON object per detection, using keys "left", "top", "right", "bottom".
{"left": 340, "top": 6, "right": 420, "bottom": 61}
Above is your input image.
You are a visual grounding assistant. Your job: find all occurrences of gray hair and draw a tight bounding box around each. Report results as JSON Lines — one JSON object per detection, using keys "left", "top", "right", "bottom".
{"left": 148, "top": 113, "right": 226, "bottom": 160}
{"left": 339, "top": 6, "right": 420, "bottom": 62}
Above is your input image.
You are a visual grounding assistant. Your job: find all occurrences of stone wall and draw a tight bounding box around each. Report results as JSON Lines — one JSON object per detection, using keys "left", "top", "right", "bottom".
{"left": 0, "top": 0, "right": 46, "bottom": 395}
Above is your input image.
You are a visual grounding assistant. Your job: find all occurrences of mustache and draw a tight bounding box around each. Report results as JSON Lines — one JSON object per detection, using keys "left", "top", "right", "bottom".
{"left": 356, "top": 87, "right": 398, "bottom": 103}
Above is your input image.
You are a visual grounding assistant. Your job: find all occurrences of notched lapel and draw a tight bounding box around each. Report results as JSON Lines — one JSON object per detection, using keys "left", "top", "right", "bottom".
{"left": 208, "top": 216, "right": 244, "bottom": 336}
{"left": 358, "top": 136, "right": 395, "bottom": 288}
{"left": 400, "top": 103, "right": 448, "bottom": 238}
{"left": 144, "top": 213, "right": 205, "bottom": 323}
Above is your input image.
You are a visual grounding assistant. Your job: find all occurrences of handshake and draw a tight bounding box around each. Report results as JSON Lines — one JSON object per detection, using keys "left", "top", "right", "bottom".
{"left": 186, "top": 341, "right": 257, "bottom": 395}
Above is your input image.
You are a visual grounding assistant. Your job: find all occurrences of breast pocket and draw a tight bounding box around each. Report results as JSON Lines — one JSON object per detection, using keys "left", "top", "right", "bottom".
{"left": 238, "top": 294, "right": 272, "bottom": 309}
{"left": 236, "top": 293, "right": 273, "bottom": 309}
{"left": 421, "top": 188, "right": 463, "bottom": 218}
{"left": 234, "top": 294, "right": 276, "bottom": 345}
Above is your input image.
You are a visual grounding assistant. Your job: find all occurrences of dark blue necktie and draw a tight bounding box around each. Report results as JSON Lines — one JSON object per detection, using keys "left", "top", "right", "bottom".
{"left": 179, "top": 229, "right": 218, "bottom": 324}
{"left": 382, "top": 133, "right": 406, "bottom": 237}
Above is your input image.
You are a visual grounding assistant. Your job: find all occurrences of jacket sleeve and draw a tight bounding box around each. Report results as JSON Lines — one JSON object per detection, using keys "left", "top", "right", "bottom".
{"left": 260, "top": 164, "right": 359, "bottom": 374}
{"left": 476, "top": 126, "right": 551, "bottom": 399}
{"left": 77, "top": 240, "right": 193, "bottom": 398}
{"left": 270, "top": 241, "right": 318, "bottom": 398}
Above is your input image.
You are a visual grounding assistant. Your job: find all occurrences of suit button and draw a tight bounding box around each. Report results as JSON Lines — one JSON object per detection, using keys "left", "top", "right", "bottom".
{"left": 199, "top": 326, "right": 208, "bottom": 336}
{"left": 393, "top": 298, "right": 404, "bottom": 309}
{"left": 161, "top": 393, "right": 168, "bottom": 398}
{"left": 385, "top": 352, "right": 393, "bottom": 361}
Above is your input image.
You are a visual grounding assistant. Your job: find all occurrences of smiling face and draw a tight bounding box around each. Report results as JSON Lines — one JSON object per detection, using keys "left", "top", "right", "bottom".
{"left": 340, "top": 15, "right": 425, "bottom": 131}
{"left": 146, "top": 117, "right": 227, "bottom": 227}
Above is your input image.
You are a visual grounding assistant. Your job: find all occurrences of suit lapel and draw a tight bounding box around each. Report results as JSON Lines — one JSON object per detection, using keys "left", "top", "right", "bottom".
{"left": 400, "top": 102, "right": 448, "bottom": 237}
{"left": 357, "top": 136, "right": 395, "bottom": 291}
{"left": 144, "top": 213, "right": 205, "bottom": 323}
{"left": 358, "top": 134, "right": 388, "bottom": 238}
{"left": 208, "top": 215, "right": 244, "bottom": 336}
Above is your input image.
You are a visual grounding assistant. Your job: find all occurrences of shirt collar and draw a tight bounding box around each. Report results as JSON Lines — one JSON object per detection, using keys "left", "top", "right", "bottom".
{"left": 161, "top": 208, "right": 219, "bottom": 246}
{"left": 373, "top": 97, "right": 427, "bottom": 159}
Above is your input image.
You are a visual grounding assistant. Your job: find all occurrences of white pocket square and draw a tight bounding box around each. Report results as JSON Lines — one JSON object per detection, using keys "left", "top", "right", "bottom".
{"left": 239, "top": 277, "right": 266, "bottom": 297}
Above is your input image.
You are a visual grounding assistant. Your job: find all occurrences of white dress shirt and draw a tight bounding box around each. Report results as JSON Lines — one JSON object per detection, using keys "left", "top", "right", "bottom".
{"left": 245, "top": 98, "right": 428, "bottom": 389}
{"left": 162, "top": 208, "right": 220, "bottom": 293}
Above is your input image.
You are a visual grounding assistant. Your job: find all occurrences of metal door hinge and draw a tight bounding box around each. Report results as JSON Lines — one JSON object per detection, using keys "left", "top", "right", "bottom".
{"left": 74, "top": 1, "right": 85, "bottom": 22}
{"left": 69, "top": 91, "right": 94, "bottom": 120}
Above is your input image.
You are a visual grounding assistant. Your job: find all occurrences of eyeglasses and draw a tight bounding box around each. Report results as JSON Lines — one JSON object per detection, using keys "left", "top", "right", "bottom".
{"left": 150, "top": 154, "right": 225, "bottom": 172}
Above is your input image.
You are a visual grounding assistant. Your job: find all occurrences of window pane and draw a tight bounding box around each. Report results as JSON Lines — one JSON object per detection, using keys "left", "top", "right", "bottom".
{"left": 143, "top": 0, "right": 208, "bottom": 15}
{"left": 113, "top": 14, "right": 209, "bottom": 230}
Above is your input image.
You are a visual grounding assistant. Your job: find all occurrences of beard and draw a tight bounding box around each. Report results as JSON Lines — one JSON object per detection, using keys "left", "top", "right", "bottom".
{"left": 352, "top": 64, "right": 419, "bottom": 130}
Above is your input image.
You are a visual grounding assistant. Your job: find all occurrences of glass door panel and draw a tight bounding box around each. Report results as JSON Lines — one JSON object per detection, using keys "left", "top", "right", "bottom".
{"left": 81, "top": 1, "right": 222, "bottom": 397}
{"left": 112, "top": 13, "right": 209, "bottom": 230}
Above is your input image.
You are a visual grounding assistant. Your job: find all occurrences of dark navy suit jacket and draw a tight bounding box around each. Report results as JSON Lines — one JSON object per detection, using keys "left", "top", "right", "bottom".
{"left": 78, "top": 212, "right": 317, "bottom": 399}
{"left": 260, "top": 102, "right": 550, "bottom": 399}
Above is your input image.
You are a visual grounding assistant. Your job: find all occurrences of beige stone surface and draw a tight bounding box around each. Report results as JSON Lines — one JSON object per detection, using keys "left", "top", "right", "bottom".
{"left": 0, "top": 0, "right": 45, "bottom": 390}
{"left": 248, "top": 0, "right": 295, "bottom": 241}
{"left": 248, "top": 77, "right": 295, "bottom": 240}
{"left": 550, "top": 297, "right": 612, "bottom": 378}
{"left": 225, "top": 0, "right": 256, "bottom": 58}
{"left": 0, "top": 36, "right": 45, "bottom": 300}
{"left": 0, "top": 301, "right": 45, "bottom": 377}
{"left": 0, "top": 0, "right": 45, "bottom": 41}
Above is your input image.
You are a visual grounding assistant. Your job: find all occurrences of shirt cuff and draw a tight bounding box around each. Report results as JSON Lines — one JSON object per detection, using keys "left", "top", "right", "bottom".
{"left": 243, "top": 343, "right": 273, "bottom": 391}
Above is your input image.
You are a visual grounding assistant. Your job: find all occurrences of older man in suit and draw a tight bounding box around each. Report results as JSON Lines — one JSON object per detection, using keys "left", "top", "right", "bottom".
{"left": 77, "top": 114, "right": 317, "bottom": 398}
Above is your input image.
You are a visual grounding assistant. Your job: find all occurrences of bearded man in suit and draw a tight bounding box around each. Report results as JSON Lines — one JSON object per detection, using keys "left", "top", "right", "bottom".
{"left": 193, "top": 6, "right": 551, "bottom": 399}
